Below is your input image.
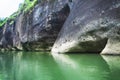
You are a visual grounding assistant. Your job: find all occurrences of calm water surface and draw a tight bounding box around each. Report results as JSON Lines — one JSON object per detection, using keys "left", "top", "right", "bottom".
{"left": 0, "top": 52, "right": 120, "bottom": 80}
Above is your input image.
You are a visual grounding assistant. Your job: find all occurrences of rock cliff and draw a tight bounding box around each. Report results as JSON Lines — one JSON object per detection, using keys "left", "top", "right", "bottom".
{"left": 0, "top": 0, "right": 70, "bottom": 51}
{"left": 0, "top": 0, "right": 120, "bottom": 54}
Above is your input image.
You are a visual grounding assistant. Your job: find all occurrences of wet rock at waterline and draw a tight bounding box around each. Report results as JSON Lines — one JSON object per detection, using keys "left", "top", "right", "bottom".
{"left": 52, "top": 0, "right": 120, "bottom": 54}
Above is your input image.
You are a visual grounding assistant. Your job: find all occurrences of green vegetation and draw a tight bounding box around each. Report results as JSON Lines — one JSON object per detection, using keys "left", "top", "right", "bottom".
{"left": 19, "top": 0, "right": 38, "bottom": 13}
{"left": 0, "top": 18, "right": 7, "bottom": 27}
{"left": 0, "top": 12, "right": 18, "bottom": 27}
{"left": 0, "top": 0, "right": 38, "bottom": 27}
{"left": 10, "top": 21, "right": 14, "bottom": 25}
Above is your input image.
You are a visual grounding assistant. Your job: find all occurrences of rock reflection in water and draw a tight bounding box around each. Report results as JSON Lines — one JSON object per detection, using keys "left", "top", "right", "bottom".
{"left": 0, "top": 52, "right": 120, "bottom": 80}
{"left": 102, "top": 55, "right": 120, "bottom": 80}
{"left": 52, "top": 53, "right": 110, "bottom": 80}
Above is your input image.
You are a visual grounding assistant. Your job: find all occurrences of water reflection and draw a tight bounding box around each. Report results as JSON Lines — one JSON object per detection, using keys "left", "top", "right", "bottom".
{"left": 52, "top": 53, "right": 110, "bottom": 80}
{"left": 102, "top": 55, "right": 120, "bottom": 80}
{"left": 0, "top": 52, "right": 120, "bottom": 80}
{"left": 0, "top": 52, "right": 65, "bottom": 80}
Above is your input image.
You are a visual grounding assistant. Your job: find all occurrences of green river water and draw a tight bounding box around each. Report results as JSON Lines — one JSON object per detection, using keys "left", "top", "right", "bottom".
{"left": 0, "top": 52, "right": 120, "bottom": 80}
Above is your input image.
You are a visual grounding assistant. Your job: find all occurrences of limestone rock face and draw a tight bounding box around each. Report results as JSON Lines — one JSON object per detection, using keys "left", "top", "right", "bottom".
{"left": 0, "top": 0, "right": 120, "bottom": 54}
{"left": 0, "top": 0, "right": 70, "bottom": 51}
{"left": 0, "top": 20, "right": 16, "bottom": 50}
{"left": 52, "top": 0, "right": 120, "bottom": 54}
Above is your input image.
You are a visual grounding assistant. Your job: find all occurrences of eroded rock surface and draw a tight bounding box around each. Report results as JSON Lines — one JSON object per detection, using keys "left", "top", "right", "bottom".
{"left": 52, "top": 0, "right": 120, "bottom": 54}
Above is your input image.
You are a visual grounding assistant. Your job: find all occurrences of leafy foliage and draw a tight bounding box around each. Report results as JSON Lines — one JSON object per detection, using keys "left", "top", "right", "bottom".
{"left": 0, "top": 18, "right": 8, "bottom": 27}
{"left": 19, "top": 0, "right": 38, "bottom": 13}
{"left": 0, "top": 12, "right": 18, "bottom": 27}
{"left": 0, "top": 0, "right": 38, "bottom": 27}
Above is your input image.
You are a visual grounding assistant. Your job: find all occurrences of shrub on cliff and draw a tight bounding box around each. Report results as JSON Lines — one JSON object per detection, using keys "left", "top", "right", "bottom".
{"left": 0, "top": 18, "right": 7, "bottom": 27}
{"left": 0, "top": 0, "right": 38, "bottom": 27}
{"left": 19, "top": 0, "right": 38, "bottom": 13}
